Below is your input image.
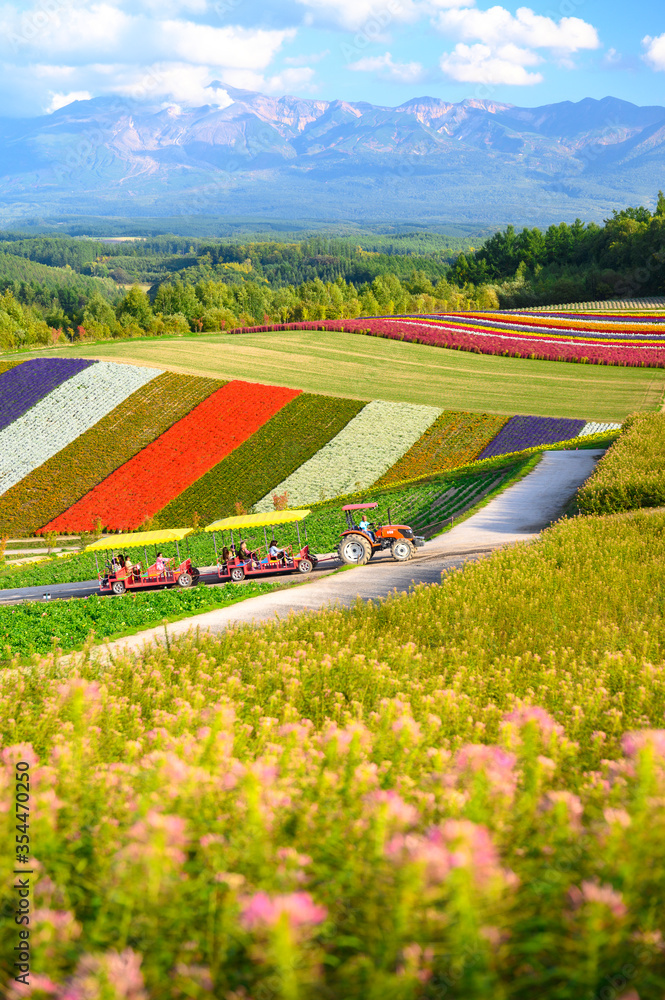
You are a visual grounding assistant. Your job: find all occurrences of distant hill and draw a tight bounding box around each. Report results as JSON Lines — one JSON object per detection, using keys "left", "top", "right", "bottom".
{"left": 1, "top": 91, "right": 664, "bottom": 227}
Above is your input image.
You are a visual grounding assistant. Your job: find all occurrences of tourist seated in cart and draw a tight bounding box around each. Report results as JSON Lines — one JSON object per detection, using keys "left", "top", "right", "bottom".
{"left": 155, "top": 551, "right": 173, "bottom": 575}
{"left": 238, "top": 539, "right": 259, "bottom": 567}
{"left": 221, "top": 546, "right": 231, "bottom": 570}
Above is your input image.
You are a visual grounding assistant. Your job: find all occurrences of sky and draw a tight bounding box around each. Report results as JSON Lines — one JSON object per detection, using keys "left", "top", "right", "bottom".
{"left": 0, "top": 0, "right": 664, "bottom": 116}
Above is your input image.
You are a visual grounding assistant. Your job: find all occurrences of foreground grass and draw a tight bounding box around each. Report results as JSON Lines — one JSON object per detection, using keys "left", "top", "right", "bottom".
{"left": 2, "top": 508, "right": 665, "bottom": 998}
{"left": 12, "top": 329, "right": 665, "bottom": 419}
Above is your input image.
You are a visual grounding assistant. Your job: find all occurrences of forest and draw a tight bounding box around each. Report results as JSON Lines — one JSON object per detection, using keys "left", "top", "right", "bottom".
{"left": 0, "top": 196, "right": 663, "bottom": 353}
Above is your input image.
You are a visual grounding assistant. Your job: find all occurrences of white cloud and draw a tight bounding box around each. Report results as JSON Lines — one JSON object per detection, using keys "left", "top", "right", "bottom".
{"left": 349, "top": 51, "right": 424, "bottom": 83}
{"left": 46, "top": 89, "right": 92, "bottom": 112}
{"left": 643, "top": 34, "right": 665, "bottom": 71}
{"left": 440, "top": 41, "right": 542, "bottom": 84}
{"left": 436, "top": 6, "right": 600, "bottom": 54}
{"left": 159, "top": 20, "right": 294, "bottom": 68}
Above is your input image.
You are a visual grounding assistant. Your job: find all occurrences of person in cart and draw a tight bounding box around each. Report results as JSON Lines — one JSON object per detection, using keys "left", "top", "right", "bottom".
{"left": 155, "top": 552, "right": 172, "bottom": 575}
{"left": 238, "top": 540, "right": 259, "bottom": 567}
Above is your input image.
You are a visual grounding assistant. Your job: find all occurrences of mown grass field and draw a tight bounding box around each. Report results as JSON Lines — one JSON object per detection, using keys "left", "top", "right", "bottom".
{"left": 12, "top": 329, "right": 665, "bottom": 419}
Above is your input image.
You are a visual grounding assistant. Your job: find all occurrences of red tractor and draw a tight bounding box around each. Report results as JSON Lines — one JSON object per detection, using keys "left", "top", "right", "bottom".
{"left": 337, "top": 502, "right": 425, "bottom": 565}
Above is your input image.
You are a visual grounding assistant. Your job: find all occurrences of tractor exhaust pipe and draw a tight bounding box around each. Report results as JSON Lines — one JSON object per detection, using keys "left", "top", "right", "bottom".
{"left": 387, "top": 507, "right": 392, "bottom": 525}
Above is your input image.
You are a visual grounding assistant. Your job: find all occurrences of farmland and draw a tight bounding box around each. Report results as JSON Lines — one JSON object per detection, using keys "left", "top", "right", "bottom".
{"left": 12, "top": 327, "right": 665, "bottom": 419}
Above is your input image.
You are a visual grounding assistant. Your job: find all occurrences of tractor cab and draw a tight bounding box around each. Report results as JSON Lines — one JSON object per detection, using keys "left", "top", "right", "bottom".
{"left": 338, "top": 502, "right": 425, "bottom": 566}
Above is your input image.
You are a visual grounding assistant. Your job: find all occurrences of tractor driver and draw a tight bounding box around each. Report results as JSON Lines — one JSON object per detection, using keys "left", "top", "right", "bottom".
{"left": 359, "top": 514, "right": 375, "bottom": 541}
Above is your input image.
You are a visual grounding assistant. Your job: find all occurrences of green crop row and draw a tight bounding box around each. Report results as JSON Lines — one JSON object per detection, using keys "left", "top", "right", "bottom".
{"left": 376, "top": 409, "right": 509, "bottom": 485}
{"left": 155, "top": 393, "right": 364, "bottom": 528}
{"left": 2, "top": 507, "right": 664, "bottom": 998}
{"left": 0, "top": 372, "right": 224, "bottom": 537}
{"left": 0, "top": 578, "right": 279, "bottom": 658}
{"left": 576, "top": 412, "right": 665, "bottom": 514}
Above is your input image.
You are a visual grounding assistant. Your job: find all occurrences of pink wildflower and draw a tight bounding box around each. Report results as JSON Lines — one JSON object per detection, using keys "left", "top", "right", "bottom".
{"left": 364, "top": 790, "right": 419, "bottom": 827}
{"left": 569, "top": 880, "right": 627, "bottom": 918}
{"left": 621, "top": 730, "right": 665, "bottom": 760}
{"left": 239, "top": 891, "right": 327, "bottom": 931}
{"left": 386, "top": 820, "right": 507, "bottom": 889}
{"left": 502, "top": 704, "right": 563, "bottom": 739}
{"left": 451, "top": 744, "right": 518, "bottom": 799}
{"left": 7, "top": 974, "right": 58, "bottom": 998}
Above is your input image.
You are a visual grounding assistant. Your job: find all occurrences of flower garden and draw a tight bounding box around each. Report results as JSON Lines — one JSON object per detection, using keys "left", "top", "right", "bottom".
{"left": 232, "top": 310, "right": 665, "bottom": 368}
{"left": 1, "top": 442, "right": 665, "bottom": 997}
{"left": 0, "top": 357, "right": 619, "bottom": 538}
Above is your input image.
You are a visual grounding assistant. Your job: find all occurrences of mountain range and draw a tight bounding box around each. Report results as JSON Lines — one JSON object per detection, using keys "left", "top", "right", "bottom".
{"left": 1, "top": 89, "right": 664, "bottom": 227}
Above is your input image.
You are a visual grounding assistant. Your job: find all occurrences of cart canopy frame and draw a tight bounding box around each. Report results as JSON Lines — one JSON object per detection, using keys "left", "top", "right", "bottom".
{"left": 85, "top": 527, "right": 194, "bottom": 552}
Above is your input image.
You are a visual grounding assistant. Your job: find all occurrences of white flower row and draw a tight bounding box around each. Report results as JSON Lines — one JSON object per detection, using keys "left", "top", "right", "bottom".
{"left": 253, "top": 399, "right": 442, "bottom": 511}
{"left": 0, "top": 361, "right": 162, "bottom": 497}
{"left": 578, "top": 421, "right": 622, "bottom": 437}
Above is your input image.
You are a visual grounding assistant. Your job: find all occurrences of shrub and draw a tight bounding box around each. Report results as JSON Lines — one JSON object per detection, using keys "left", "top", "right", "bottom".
{"left": 577, "top": 413, "right": 665, "bottom": 513}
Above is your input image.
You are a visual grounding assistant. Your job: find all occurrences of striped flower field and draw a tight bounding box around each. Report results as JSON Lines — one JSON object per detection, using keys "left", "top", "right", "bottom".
{"left": 234, "top": 310, "right": 665, "bottom": 368}
{"left": 0, "top": 353, "right": 621, "bottom": 536}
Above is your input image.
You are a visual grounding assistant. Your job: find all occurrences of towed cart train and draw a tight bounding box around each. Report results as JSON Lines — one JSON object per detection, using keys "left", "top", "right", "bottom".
{"left": 86, "top": 528, "right": 200, "bottom": 595}
{"left": 204, "top": 509, "right": 317, "bottom": 581}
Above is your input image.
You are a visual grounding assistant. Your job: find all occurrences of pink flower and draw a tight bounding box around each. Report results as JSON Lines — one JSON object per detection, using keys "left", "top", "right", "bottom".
{"left": 621, "top": 730, "right": 665, "bottom": 760}
{"left": 451, "top": 744, "right": 518, "bottom": 799}
{"left": 502, "top": 704, "right": 563, "bottom": 739}
{"left": 364, "top": 790, "right": 419, "bottom": 827}
{"left": 7, "top": 974, "right": 58, "bottom": 998}
{"left": 239, "top": 891, "right": 327, "bottom": 931}
{"left": 386, "top": 820, "right": 508, "bottom": 889}
{"left": 569, "top": 880, "right": 627, "bottom": 918}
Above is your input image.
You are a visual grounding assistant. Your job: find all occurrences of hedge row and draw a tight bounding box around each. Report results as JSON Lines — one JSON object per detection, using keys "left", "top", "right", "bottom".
{"left": 576, "top": 412, "right": 665, "bottom": 514}
{"left": 0, "top": 372, "right": 223, "bottom": 536}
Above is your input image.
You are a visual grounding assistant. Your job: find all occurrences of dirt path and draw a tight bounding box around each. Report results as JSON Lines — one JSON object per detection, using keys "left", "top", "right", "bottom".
{"left": 92, "top": 450, "right": 604, "bottom": 662}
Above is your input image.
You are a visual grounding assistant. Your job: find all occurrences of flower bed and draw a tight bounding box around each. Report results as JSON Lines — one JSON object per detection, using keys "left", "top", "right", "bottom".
{"left": 579, "top": 421, "right": 622, "bottom": 437}
{"left": 231, "top": 314, "right": 665, "bottom": 367}
{"left": 376, "top": 410, "right": 509, "bottom": 485}
{"left": 44, "top": 381, "right": 301, "bottom": 532}
{"left": 577, "top": 412, "right": 665, "bottom": 514}
{"left": 155, "top": 393, "right": 364, "bottom": 528}
{"left": 0, "top": 372, "right": 223, "bottom": 537}
{"left": 0, "top": 357, "right": 96, "bottom": 433}
{"left": 3, "top": 509, "right": 665, "bottom": 998}
{"left": 477, "top": 415, "right": 586, "bottom": 459}
{"left": 0, "top": 362, "right": 160, "bottom": 498}
{"left": 252, "top": 400, "right": 442, "bottom": 510}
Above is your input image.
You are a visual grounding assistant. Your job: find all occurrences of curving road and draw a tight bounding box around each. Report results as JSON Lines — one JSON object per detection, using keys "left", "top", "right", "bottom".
{"left": 87, "top": 449, "right": 605, "bottom": 661}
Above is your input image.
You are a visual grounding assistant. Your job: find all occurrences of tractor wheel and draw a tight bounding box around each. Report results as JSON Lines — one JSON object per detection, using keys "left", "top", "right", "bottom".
{"left": 310, "top": 555, "right": 319, "bottom": 568}
{"left": 177, "top": 572, "right": 193, "bottom": 588}
{"left": 111, "top": 580, "right": 126, "bottom": 595}
{"left": 391, "top": 539, "right": 414, "bottom": 562}
{"left": 190, "top": 568, "right": 200, "bottom": 585}
{"left": 298, "top": 558, "right": 313, "bottom": 574}
{"left": 338, "top": 534, "right": 371, "bottom": 566}
{"left": 230, "top": 566, "right": 245, "bottom": 582}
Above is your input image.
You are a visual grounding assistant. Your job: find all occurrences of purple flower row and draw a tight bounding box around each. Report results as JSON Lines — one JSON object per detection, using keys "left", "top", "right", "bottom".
{"left": 0, "top": 358, "right": 96, "bottom": 433}
{"left": 478, "top": 415, "right": 587, "bottom": 460}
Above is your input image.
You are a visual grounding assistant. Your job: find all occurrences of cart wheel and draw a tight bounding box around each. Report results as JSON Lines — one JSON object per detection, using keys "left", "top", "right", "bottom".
{"left": 177, "top": 572, "right": 193, "bottom": 588}
{"left": 230, "top": 566, "right": 245, "bottom": 582}
{"left": 298, "top": 558, "right": 313, "bottom": 574}
{"left": 190, "top": 568, "right": 200, "bottom": 585}
{"left": 111, "top": 580, "right": 126, "bottom": 595}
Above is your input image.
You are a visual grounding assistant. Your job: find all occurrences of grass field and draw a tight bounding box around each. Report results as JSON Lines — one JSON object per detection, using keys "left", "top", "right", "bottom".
{"left": 11, "top": 329, "right": 665, "bottom": 419}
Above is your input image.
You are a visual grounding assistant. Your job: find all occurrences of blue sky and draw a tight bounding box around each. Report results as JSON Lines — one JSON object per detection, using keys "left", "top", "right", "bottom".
{"left": 0, "top": 0, "right": 663, "bottom": 115}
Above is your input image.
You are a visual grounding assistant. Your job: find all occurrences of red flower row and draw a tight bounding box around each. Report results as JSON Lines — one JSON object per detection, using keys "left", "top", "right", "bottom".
{"left": 43, "top": 381, "right": 300, "bottom": 532}
{"left": 229, "top": 320, "right": 665, "bottom": 368}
